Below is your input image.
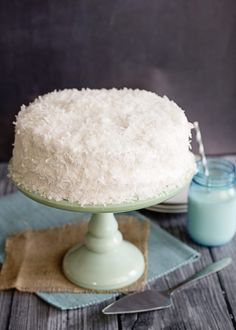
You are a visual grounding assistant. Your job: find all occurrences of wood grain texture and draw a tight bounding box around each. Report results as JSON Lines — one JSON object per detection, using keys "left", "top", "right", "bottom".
{"left": 120, "top": 212, "right": 235, "bottom": 330}
{"left": 0, "top": 290, "right": 13, "bottom": 329}
{"left": 209, "top": 155, "right": 236, "bottom": 328}
{"left": 67, "top": 299, "right": 118, "bottom": 330}
{"left": 1, "top": 159, "right": 236, "bottom": 329}
{"left": 211, "top": 240, "right": 236, "bottom": 328}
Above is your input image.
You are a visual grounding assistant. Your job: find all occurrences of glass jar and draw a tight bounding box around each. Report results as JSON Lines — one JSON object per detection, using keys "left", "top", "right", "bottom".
{"left": 187, "top": 158, "right": 236, "bottom": 246}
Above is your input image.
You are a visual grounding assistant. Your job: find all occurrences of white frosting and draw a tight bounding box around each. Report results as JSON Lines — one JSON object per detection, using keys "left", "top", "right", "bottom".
{"left": 10, "top": 88, "right": 195, "bottom": 205}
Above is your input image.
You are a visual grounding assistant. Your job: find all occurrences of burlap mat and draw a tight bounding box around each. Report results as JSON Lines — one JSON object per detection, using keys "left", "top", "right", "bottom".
{"left": 0, "top": 216, "right": 149, "bottom": 293}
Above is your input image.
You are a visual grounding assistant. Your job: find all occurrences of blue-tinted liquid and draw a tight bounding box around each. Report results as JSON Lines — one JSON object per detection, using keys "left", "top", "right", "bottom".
{"left": 187, "top": 187, "right": 236, "bottom": 246}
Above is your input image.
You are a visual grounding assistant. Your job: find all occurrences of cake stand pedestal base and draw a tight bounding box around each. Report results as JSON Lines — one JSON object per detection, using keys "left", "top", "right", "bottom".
{"left": 63, "top": 213, "right": 145, "bottom": 290}
{"left": 12, "top": 173, "right": 193, "bottom": 291}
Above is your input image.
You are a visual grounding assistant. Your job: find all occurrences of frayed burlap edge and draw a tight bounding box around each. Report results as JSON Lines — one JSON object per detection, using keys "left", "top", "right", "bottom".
{"left": 0, "top": 216, "right": 149, "bottom": 293}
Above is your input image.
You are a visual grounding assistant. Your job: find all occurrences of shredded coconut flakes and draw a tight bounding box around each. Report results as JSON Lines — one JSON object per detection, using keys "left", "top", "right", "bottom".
{"left": 10, "top": 88, "right": 195, "bottom": 205}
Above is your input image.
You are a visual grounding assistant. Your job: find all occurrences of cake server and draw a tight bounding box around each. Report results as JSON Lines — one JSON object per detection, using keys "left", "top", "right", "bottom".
{"left": 102, "top": 257, "right": 231, "bottom": 315}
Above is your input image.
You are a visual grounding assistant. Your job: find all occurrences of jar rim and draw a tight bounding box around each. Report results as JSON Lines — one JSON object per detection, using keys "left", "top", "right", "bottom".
{"left": 193, "top": 158, "right": 236, "bottom": 188}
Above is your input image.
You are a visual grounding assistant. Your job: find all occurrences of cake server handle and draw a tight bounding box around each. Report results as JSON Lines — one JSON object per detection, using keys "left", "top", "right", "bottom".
{"left": 168, "top": 257, "right": 232, "bottom": 295}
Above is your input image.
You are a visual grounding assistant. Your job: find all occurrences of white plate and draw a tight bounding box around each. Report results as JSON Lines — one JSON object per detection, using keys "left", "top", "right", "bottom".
{"left": 146, "top": 192, "right": 188, "bottom": 213}
{"left": 162, "top": 187, "right": 188, "bottom": 205}
{"left": 155, "top": 204, "right": 187, "bottom": 210}
{"left": 147, "top": 206, "right": 187, "bottom": 214}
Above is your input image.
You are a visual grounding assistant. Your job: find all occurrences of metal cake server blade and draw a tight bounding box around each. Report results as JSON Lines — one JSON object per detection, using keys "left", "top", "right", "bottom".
{"left": 102, "top": 257, "right": 231, "bottom": 315}
{"left": 103, "top": 290, "right": 171, "bottom": 314}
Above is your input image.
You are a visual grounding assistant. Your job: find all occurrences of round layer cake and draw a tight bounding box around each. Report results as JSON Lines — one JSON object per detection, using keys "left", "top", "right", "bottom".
{"left": 9, "top": 88, "right": 195, "bottom": 205}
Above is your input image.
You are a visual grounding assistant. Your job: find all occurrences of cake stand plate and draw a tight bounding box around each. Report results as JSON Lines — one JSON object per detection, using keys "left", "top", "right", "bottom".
{"left": 13, "top": 178, "right": 191, "bottom": 290}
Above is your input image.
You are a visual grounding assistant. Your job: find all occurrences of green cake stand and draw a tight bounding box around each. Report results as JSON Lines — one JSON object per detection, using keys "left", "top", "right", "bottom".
{"left": 12, "top": 178, "right": 191, "bottom": 291}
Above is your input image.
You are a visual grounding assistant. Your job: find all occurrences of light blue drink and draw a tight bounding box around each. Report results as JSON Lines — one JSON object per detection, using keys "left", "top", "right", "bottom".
{"left": 187, "top": 158, "right": 236, "bottom": 246}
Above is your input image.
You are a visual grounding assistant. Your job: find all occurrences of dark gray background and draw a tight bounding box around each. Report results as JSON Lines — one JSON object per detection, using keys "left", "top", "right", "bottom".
{"left": 0, "top": 0, "right": 236, "bottom": 161}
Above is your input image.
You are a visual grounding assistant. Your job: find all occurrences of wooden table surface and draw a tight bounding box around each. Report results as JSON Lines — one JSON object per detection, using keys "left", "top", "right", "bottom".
{"left": 1, "top": 157, "right": 236, "bottom": 330}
